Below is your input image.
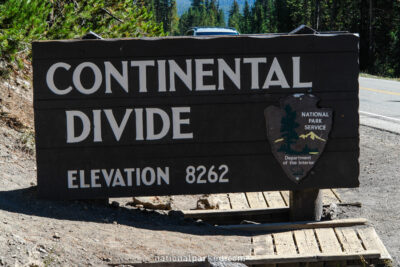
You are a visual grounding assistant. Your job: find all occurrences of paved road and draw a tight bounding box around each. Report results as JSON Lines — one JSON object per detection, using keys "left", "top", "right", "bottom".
{"left": 359, "top": 77, "right": 400, "bottom": 133}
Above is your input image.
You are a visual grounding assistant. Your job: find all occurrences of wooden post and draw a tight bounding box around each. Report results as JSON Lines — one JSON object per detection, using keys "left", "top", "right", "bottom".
{"left": 289, "top": 189, "right": 322, "bottom": 221}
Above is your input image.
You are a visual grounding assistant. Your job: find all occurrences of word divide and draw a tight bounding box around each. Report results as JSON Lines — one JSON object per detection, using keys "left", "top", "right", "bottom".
{"left": 46, "top": 56, "right": 312, "bottom": 95}
{"left": 66, "top": 107, "right": 192, "bottom": 143}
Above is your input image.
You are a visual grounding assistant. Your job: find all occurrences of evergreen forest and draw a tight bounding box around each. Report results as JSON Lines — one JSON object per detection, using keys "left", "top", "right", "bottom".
{"left": 0, "top": 0, "right": 399, "bottom": 77}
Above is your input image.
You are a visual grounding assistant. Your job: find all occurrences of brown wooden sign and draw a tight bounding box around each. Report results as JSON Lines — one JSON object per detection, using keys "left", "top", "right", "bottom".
{"left": 32, "top": 34, "right": 359, "bottom": 199}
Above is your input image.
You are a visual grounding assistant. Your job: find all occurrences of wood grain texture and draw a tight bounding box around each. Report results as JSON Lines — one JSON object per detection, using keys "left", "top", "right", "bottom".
{"left": 252, "top": 235, "right": 275, "bottom": 256}
{"left": 264, "top": 191, "right": 286, "bottom": 208}
{"left": 293, "top": 229, "right": 320, "bottom": 254}
{"left": 246, "top": 192, "right": 268, "bottom": 209}
{"left": 33, "top": 35, "right": 360, "bottom": 200}
{"left": 219, "top": 218, "right": 367, "bottom": 231}
{"left": 335, "top": 228, "right": 364, "bottom": 253}
{"left": 357, "top": 227, "right": 392, "bottom": 260}
{"left": 315, "top": 228, "right": 343, "bottom": 253}
{"left": 228, "top": 193, "right": 250, "bottom": 209}
{"left": 273, "top": 232, "right": 298, "bottom": 255}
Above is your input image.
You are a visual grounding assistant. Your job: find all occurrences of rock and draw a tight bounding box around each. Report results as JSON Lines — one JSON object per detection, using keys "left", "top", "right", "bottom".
{"left": 322, "top": 203, "right": 338, "bottom": 220}
{"left": 132, "top": 196, "right": 172, "bottom": 210}
{"left": 53, "top": 232, "right": 60, "bottom": 239}
{"left": 110, "top": 201, "right": 120, "bottom": 208}
{"left": 38, "top": 247, "right": 47, "bottom": 254}
{"left": 196, "top": 197, "right": 219, "bottom": 210}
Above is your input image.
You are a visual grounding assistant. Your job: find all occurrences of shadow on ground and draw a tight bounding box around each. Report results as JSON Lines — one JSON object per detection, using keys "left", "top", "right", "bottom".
{"left": 0, "top": 186, "right": 252, "bottom": 237}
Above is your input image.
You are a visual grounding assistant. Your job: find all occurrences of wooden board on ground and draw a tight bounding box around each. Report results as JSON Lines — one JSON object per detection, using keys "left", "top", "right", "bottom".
{"left": 127, "top": 226, "right": 391, "bottom": 266}
{"left": 182, "top": 189, "right": 341, "bottom": 224}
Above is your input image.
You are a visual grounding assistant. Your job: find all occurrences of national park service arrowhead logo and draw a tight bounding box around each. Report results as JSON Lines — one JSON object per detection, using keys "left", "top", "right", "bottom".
{"left": 264, "top": 94, "right": 332, "bottom": 183}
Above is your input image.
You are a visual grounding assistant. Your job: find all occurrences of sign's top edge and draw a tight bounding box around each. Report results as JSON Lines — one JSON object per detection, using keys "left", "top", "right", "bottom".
{"left": 31, "top": 33, "right": 359, "bottom": 43}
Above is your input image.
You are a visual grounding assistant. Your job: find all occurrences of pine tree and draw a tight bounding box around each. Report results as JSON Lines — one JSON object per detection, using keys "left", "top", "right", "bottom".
{"left": 228, "top": 0, "right": 241, "bottom": 31}
{"left": 276, "top": 0, "right": 292, "bottom": 32}
{"left": 240, "top": 1, "right": 252, "bottom": 33}
{"left": 278, "top": 105, "right": 299, "bottom": 154}
{"left": 177, "top": 0, "right": 225, "bottom": 34}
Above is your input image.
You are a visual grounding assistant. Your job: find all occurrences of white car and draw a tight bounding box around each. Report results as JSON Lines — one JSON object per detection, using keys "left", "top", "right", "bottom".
{"left": 185, "top": 27, "right": 239, "bottom": 36}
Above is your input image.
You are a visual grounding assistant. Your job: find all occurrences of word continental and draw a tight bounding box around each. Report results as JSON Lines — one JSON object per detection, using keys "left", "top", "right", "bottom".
{"left": 46, "top": 57, "right": 312, "bottom": 95}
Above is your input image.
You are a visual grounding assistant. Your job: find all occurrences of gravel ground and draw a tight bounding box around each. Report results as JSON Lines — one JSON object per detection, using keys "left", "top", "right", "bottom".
{"left": 0, "top": 123, "right": 398, "bottom": 266}
{"left": 339, "top": 125, "right": 400, "bottom": 266}
{"left": 0, "top": 71, "right": 399, "bottom": 266}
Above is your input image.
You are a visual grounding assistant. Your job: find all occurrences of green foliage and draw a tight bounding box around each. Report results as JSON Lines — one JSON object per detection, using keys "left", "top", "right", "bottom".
{"left": 146, "top": 0, "right": 179, "bottom": 35}
{"left": 239, "top": 1, "right": 252, "bottom": 33}
{"left": 0, "top": 0, "right": 50, "bottom": 60}
{"left": 229, "top": 0, "right": 400, "bottom": 77}
{"left": 177, "top": 0, "right": 225, "bottom": 35}
{"left": 0, "top": 0, "right": 165, "bottom": 73}
{"left": 228, "top": 1, "right": 242, "bottom": 31}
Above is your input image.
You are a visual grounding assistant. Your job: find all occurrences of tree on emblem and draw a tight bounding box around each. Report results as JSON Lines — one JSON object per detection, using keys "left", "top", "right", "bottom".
{"left": 278, "top": 105, "right": 299, "bottom": 154}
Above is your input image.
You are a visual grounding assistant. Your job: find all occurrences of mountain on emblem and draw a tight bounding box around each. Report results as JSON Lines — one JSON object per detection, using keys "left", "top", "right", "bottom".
{"left": 264, "top": 94, "right": 333, "bottom": 183}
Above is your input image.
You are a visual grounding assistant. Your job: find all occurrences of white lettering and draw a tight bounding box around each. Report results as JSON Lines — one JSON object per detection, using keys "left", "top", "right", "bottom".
{"left": 73, "top": 62, "right": 102, "bottom": 94}
{"left": 91, "top": 169, "right": 101, "bottom": 187}
{"left": 263, "top": 57, "right": 289, "bottom": 89}
{"left": 218, "top": 58, "right": 241, "bottom": 90}
{"left": 146, "top": 108, "right": 170, "bottom": 140}
{"left": 142, "top": 167, "right": 155, "bottom": 186}
{"left": 66, "top": 110, "right": 91, "bottom": 143}
{"left": 157, "top": 167, "right": 170, "bottom": 185}
{"left": 293, "top": 57, "right": 312, "bottom": 88}
{"left": 46, "top": 62, "right": 73, "bottom": 95}
{"left": 103, "top": 109, "right": 133, "bottom": 141}
{"left": 131, "top": 60, "right": 155, "bottom": 92}
{"left": 243, "top": 58, "right": 266, "bottom": 89}
{"left": 172, "top": 107, "right": 193, "bottom": 139}
{"left": 67, "top": 170, "right": 78, "bottom": 189}
{"left": 195, "top": 59, "right": 215, "bottom": 91}
{"left": 169, "top": 60, "right": 192, "bottom": 91}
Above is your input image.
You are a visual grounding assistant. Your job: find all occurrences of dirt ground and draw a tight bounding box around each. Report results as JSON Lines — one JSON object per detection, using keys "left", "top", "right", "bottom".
{"left": 0, "top": 70, "right": 399, "bottom": 266}
{"left": 339, "top": 125, "right": 400, "bottom": 266}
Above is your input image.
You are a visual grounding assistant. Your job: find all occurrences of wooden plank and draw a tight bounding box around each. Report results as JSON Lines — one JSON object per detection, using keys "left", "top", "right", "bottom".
{"left": 335, "top": 228, "right": 364, "bottom": 253}
{"left": 324, "top": 260, "right": 347, "bottom": 267}
{"left": 183, "top": 207, "right": 288, "bottom": 217}
{"left": 278, "top": 263, "right": 300, "bottom": 267}
{"left": 315, "top": 228, "right": 342, "bottom": 253}
{"left": 293, "top": 229, "right": 320, "bottom": 255}
{"left": 242, "top": 250, "right": 381, "bottom": 265}
{"left": 305, "top": 263, "right": 323, "bottom": 267}
{"left": 211, "top": 193, "right": 231, "bottom": 210}
{"left": 219, "top": 218, "right": 367, "bottom": 231}
{"left": 280, "top": 191, "right": 290, "bottom": 206}
{"left": 246, "top": 192, "right": 268, "bottom": 209}
{"left": 183, "top": 207, "right": 288, "bottom": 225}
{"left": 357, "top": 227, "right": 392, "bottom": 261}
{"left": 228, "top": 193, "right": 250, "bottom": 209}
{"left": 126, "top": 250, "right": 381, "bottom": 266}
{"left": 264, "top": 191, "right": 286, "bottom": 208}
{"left": 273, "top": 232, "right": 298, "bottom": 255}
{"left": 252, "top": 235, "right": 275, "bottom": 256}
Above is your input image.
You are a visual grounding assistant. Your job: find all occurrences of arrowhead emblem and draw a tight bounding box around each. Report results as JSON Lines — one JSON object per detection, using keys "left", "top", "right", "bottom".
{"left": 264, "top": 94, "right": 333, "bottom": 183}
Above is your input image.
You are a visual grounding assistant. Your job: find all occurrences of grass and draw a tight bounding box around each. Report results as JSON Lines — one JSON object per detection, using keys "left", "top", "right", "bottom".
{"left": 17, "top": 130, "right": 35, "bottom": 155}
